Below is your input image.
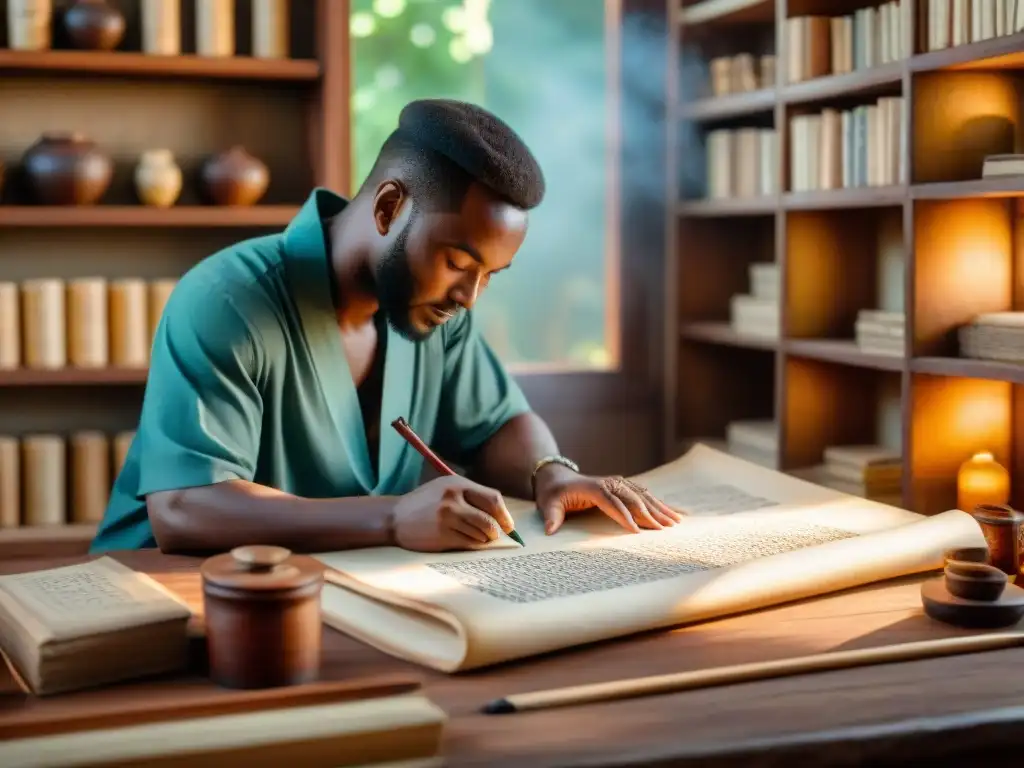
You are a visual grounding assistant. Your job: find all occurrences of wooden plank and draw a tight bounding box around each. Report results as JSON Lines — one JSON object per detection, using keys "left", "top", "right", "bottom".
{"left": 0, "top": 50, "right": 320, "bottom": 82}
{"left": 677, "top": 198, "right": 777, "bottom": 217}
{"left": 783, "top": 187, "right": 906, "bottom": 210}
{"left": 913, "top": 178, "right": 1024, "bottom": 200}
{"left": 315, "top": 0, "right": 351, "bottom": 194}
{"left": 782, "top": 62, "right": 902, "bottom": 105}
{"left": 0, "top": 676, "right": 421, "bottom": 741}
{"left": 679, "top": 0, "right": 774, "bottom": 25}
{"left": 0, "top": 206, "right": 299, "bottom": 228}
{"left": 785, "top": 338, "right": 906, "bottom": 372}
{"left": 679, "top": 89, "right": 775, "bottom": 121}
{"left": 0, "top": 526, "right": 97, "bottom": 560}
{"left": 680, "top": 321, "right": 779, "bottom": 350}
{"left": 0, "top": 368, "right": 147, "bottom": 386}
{"left": 913, "top": 356, "right": 1024, "bottom": 384}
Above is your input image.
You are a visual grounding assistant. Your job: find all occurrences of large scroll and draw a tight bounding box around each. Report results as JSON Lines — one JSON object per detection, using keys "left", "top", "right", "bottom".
{"left": 315, "top": 445, "right": 985, "bottom": 672}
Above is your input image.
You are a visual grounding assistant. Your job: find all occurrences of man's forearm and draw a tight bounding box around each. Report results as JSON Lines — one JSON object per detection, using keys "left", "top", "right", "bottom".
{"left": 467, "top": 411, "right": 571, "bottom": 499}
{"left": 147, "top": 479, "right": 396, "bottom": 555}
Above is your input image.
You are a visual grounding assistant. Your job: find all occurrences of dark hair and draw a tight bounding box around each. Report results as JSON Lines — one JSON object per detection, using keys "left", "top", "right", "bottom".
{"left": 359, "top": 99, "right": 545, "bottom": 212}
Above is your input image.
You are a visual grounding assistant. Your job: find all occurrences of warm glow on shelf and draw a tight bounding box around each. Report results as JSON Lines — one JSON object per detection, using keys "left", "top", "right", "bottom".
{"left": 914, "top": 74, "right": 1019, "bottom": 184}
{"left": 914, "top": 199, "right": 1013, "bottom": 354}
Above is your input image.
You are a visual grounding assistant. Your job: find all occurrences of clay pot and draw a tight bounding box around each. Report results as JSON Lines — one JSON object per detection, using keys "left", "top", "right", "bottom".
{"left": 134, "top": 149, "right": 182, "bottom": 208}
{"left": 21, "top": 133, "right": 113, "bottom": 206}
{"left": 200, "top": 146, "right": 270, "bottom": 207}
{"left": 62, "top": 0, "right": 126, "bottom": 51}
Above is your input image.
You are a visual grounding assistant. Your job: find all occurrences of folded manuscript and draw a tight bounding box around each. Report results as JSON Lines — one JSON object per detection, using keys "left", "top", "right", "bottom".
{"left": 0, "top": 556, "right": 192, "bottom": 695}
{"left": 316, "top": 445, "right": 986, "bottom": 673}
{"left": 1, "top": 691, "right": 446, "bottom": 767}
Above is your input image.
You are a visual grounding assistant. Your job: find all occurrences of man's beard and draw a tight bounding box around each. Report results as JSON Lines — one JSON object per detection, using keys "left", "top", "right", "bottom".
{"left": 374, "top": 212, "right": 435, "bottom": 343}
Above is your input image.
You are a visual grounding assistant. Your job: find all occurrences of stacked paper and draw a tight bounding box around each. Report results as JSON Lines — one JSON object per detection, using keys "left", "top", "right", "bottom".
{"left": 793, "top": 444, "right": 903, "bottom": 507}
{"left": 730, "top": 263, "right": 779, "bottom": 339}
{"left": 959, "top": 312, "right": 1024, "bottom": 363}
{"left": 726, "top": 419, "right": 778, "bottom": 469}
{"left": 855, "top": 309, "right": 904, "bottom": 357}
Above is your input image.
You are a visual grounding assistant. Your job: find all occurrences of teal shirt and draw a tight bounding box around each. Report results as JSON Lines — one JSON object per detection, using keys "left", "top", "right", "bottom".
{"left": 90, "top": 189, "right": 530, "bottom": 552}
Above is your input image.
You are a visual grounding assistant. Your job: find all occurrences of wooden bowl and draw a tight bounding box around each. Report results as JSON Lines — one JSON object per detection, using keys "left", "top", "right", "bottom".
{"left": 944, "top": 546, "right": 989, "bottom": 567}
{"left": 944, "top": 561, "right": 1008, "bottom": 601}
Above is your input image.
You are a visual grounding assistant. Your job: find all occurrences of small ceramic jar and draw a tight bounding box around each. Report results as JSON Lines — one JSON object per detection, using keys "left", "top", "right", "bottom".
{"left": 134, "top": 150, "right": 182, "bottom": 208}
{"left": 201, "top": 545, "right": 324, "bottom": 689}
{"left": 200, "top": 146, "right": 270, "bottom": 206}
{"left": 21, "top": 132, "right": 113, "bottom": 206}
{"left": 62, "top": 0, "right": 126, "bottom": 50}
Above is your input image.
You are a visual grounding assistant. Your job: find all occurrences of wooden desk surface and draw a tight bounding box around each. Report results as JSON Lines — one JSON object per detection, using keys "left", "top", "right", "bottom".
{"left": 2, "top": 551, "right": 1024, "bottom": 767}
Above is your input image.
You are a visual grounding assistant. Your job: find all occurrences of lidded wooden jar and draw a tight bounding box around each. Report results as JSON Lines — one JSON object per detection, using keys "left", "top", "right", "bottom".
{"left": 201, "top": 545, "right": 324, "bottom": 689}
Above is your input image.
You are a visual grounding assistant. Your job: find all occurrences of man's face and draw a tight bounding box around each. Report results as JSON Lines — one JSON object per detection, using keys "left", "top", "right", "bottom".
{"left": 373, "top": 182, "right": 528, "bottom": 342}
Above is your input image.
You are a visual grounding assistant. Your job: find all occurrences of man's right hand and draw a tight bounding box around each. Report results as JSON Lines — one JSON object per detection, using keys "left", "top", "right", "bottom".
{"left": 390, "top": 476, "right": 516, "bottom": 552}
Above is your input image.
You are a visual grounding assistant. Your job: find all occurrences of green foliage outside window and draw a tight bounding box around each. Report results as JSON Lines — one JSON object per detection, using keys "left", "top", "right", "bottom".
{"left": 351, "top": 0, "right": 612, "bottom": 369}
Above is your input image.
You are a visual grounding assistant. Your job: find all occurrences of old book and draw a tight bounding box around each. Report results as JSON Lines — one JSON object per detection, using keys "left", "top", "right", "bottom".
{"left": 315, "top": 445, "right": 985, "bottom": 673}
{"left": 748, "top": 262, "right": 779, "bottom": 301}
{"left": 1, "top": 689, "right": 446, "bottom": 767}
{"left": 823, "top": 443, "right": 901, "bottom": 469}
{"left": 0, "top": 557, "right": 192, "bottom": 695}
{"left": 982, "top": 153, "right": 1024, "bottom": 177}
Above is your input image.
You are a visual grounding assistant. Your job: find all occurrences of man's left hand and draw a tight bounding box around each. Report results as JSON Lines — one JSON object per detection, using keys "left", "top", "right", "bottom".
{"left": 534, "top": 464, "right": 685, "bottom": 535}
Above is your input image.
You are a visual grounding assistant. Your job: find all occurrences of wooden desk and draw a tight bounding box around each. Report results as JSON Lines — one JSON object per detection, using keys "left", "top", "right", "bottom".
{"left": 2, "top": 551, "right": 1024, "bottom": 767}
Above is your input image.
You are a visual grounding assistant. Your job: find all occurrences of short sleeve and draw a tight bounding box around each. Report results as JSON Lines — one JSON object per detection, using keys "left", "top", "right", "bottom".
{"left": 136, "top": 283, "right": 264, "bottom": 496}
{"left": 432, "top": 311, "right": 531, "bottom": 463}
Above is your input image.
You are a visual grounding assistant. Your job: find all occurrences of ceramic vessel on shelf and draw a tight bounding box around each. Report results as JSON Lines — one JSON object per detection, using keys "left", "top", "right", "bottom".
{"left": 21, "top": 133, "right": 113, "bottom": 206}
{"left": 62, "top": 0, "right": 126, "bottom": 50}
{"left": 134, "top": 150, "right": 182, "bottom": 208}
{"left": 200, "top": 146, "right": 270, "bottom": 207}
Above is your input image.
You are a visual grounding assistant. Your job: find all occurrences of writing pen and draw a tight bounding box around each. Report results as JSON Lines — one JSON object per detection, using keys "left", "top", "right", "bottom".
{"left": 391, "top": 417, "right": 526, "bottom": 547}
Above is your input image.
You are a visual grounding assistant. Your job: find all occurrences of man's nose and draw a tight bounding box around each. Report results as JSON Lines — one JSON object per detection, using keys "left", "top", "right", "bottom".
{"left": 451, "top": 273, "right": 482, "bottom": 310}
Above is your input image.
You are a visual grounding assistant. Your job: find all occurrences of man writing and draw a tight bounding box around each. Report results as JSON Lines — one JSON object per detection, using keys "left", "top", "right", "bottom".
{"left": 90, "top": 99, "right": 681, "bottom": 555}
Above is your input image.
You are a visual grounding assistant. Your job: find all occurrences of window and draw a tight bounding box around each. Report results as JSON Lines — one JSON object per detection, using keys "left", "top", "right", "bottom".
{"left": 351, "top": 0, "right": 617, "bottom": 371}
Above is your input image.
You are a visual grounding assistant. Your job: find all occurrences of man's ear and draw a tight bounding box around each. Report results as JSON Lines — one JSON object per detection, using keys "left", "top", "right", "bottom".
{"left": 372, "top": 180, "right": 407, "bottom": 236}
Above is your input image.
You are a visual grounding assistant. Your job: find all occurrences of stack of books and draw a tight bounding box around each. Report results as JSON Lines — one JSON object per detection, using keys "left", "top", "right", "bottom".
{"left": 855, "top": 309, "right": 904, "bottom": 356}
{"left": 726, "top": 419, "right": 779, "bottom": 469}
{"left": 708, "top": 53, "right": 776, "bottom": 96}
{"left": 730, "top": 262, "right": 779, "bottom": 339}
{"left": 959, "top": 312, "right": 1024, "bottom": 363}
{"left": 705, "top": 128, "right": 779, "bottom": 200}
{"left": 799, "top": 444, "right": 903, "bottom": 506}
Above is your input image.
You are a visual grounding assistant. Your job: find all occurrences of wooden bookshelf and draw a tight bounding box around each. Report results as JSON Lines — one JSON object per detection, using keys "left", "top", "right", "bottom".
{"left": 667, "top": 1, "right": 1024, "bottom": 517}
{"left": 0, "top": 1, "right": 348, "bottom": 557}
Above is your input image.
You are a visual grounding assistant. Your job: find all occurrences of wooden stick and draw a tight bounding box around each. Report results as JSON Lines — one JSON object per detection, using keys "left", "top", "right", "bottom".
{"left": 0, "top": 674, "right": 421, "bottom": 740}
{"left": 481, "top": 631, "right": 1024, "bottom": 714}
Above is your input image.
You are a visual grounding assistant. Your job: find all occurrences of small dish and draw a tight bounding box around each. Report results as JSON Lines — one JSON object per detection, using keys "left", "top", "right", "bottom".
{"left": 943, "top": 546, "right": 989, "bottom": 567}
{"left": 944, "top": 561, "right": 1008, "bottom": 602}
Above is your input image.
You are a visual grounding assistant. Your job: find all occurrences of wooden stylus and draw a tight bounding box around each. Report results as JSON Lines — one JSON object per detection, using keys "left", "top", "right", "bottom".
{"left": 390, "top": 417, "right": 525, "bottom": 546}
{"left": 481, "top": 631, "right": 1024, "bottom": 714}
